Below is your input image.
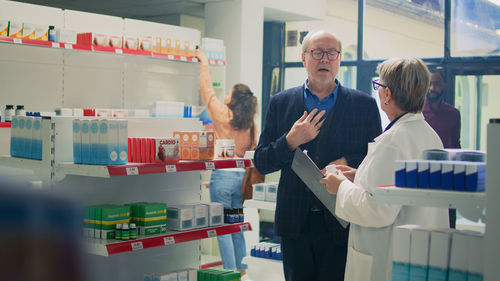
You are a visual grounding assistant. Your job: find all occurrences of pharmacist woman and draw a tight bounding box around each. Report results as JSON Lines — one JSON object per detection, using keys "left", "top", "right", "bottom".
{"left": 196, "top": 47, "right": 258, "bottom": 276}
{"left": 320, "top": 57, "right": 449, "bottom": 281}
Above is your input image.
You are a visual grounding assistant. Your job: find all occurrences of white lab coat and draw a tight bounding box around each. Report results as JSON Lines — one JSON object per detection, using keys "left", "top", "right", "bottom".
{"left": 335, "top": 113, "right": 449, "bottom": 281}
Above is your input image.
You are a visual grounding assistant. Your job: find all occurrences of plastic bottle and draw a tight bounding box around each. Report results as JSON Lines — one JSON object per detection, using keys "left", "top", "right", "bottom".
{"left": 15, "top": 105, "right": 25, "bottom": 116}
{"left": 48, "top": 26, "right": 56, "bottom": 41}
{"left": 121, "top": 223, "right": 130, "bottom": 240}
{"left": 115, "top": 223, "right": 122, "bottom": 240}
{"left": 326, "top": 164, "right": 338, "bottom": 175}
{"left": 129, "top": 223, "right": 137, "bottom": 239}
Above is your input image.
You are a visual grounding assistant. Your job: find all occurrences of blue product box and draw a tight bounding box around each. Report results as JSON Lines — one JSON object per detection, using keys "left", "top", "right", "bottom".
{"left": 429, "top": 161, "right": 441, "bottom": 189}
{"left": 465, "top": 163, "right": 486, "bottom": 192}
{"left": 10, "top": 116, "right": 19, "bottom": 157}
{"left": 73, "top": 119, "right": 82, "bottom": 164}
{"left": 81, "top": 120, "right": 91, "bottom": 164}
{"left": 417, "top": 161, "right": 429, "bottom": 188}
{"left": 90, "top": 120, "right": 100, "bottom": 165}
{"left": 441, "top": 162, "right": 453, "bottom": 190}
{"left": 453, "top": 162, "right": 466, "bottom": 191}
{"left": 31, "top": 117, "right": 42, "bottom": 160}
{"left": 405, "top": 160, "right": 418, "bottom": 188}
{"left": 395, "top": 160, "right": 406, "bottom": 187}
{"left": 24, "top": 117, "right": 33, "bottom": 159}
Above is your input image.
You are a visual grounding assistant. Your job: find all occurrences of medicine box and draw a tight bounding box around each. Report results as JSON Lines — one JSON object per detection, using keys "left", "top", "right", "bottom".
{"left": 8, "top": 21, "right": 23, "bottom": 38}
{"left": 204, "top": 202, "right": 223, "bottom": 226}
{"left": 265, "top": 183, "right": 278, "bottom": 202}
{"left": 252, "top": 183, "right": 266, "bottom": 201}
{"left": 409, "top": 228, "right": 430, "bottom": 281}
{"left": 429, "top": 161, "right": 441, "bottom": 189}
{"left": 167, "top": 205, "right": 194, "bottom": 231}
{"left": 31, "top": 117, "right": 42, "bottom": 160}
{"left": 449, "top": 232, "right": 469, "bottom": 281}
{"left": 453, "top": 162, "right": 466, "bottom": 191}
{"left": 130, "top": 203, "right": 167, "bottom": 236}
{"left": 192, "top": 204, "right": 208, "bottom": 228}
{"left": 154, "top": 138, "right": 180, "bottom": 162}
{"left": 405, "top": 160, "right": 418, "bottom": 188}
{"left": 22, "top": 117, "right": 33, "bottom": 159}
{"left": 0, "top": 20, "right": 8, "bottom": 36}
{"left": 467, "top": 231, "right": 484, "bottom": 281}
{"left": 100, "top": 205, "right": 130, "bottom": 240}
{"left": 465, "top": 163, "right": 486, "bottom": 192}
{"left": 90, "top": 120, "right": 100, "bottom": 164}
{"left": 81, "top": 120, "right": 91, "bottom": 164}
{"left": 73, "top": 119, "right": 82, "bottom": 164}
{"left": 428, "top": 229, "right": 454, "bottom": 281}
{"left": 22, "top": 22, "right": 35, "bottom": 39}
{"left": 441, "top": 162, "right": 454, "bottom": 190}
{"left": 34, "top": 25, "right": 48, "bottom": 41}
{"left": 392, "top": 225, "right": 420, "bottom": 281}
{"left": 117, "top": 120, "right": 128, "bottom": 164}
{"left": 98, "top": 120, "right": 118, "bottom": 165}
{"left": 417, "top": 160, "right": 429, "bottom": 188}
{"left": 395, "top": 160, "right": 406, "bottom": 187}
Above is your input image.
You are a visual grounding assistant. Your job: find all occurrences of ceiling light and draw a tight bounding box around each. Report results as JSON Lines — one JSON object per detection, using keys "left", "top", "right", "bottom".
{"left": 496, "top": 29, "right": 500, "bottom": 35}
{"left": 488, "top": 0, "right": 500, "bottom": 6}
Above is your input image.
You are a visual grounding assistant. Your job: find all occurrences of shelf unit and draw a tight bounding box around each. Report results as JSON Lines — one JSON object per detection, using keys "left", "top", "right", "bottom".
{"left": 373, "top": 186, "right": 485, "bottom": 221}
{"left": 243, "top": 199, "right": 276, "bottom": 211}
{"left": 0, "top": 36, "right": 226, "bottom": 66}
{"left": 86, "top": 222, "right": 251, "bottom": 256}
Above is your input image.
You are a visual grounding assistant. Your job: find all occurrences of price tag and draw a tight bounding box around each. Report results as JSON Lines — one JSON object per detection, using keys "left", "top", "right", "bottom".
{"left": 126, "top": 167, "right": 139, "bottom": 176}
{"left": 205, "top": 162, "right": 215, "bottom": 170}
{"left": 164, "top": 236, "right": 175, "bottom": 246}
{"left": 180, "top": 56, "right": 187, "bottom": 61}
{"left": 166, "top": 165, "right": 177, "bottom": 173}
{"left": 209, "top": 60, "right": 215, "bottom": 65}
{"left": 13, "top": 38, "right": 22, "bottom": 44}
{"left": 131, "top": 241, "right": 143, "bottom": 251}
{"left": 236, "top": 160, "right": 245, "bottom": 168}
{"left": 51, "top": 42, "right": 60, "bottom": 48}
{"left": 115, "top": 49, "right": 123, "bottom": 54}
{"left": 218, "top": 61, "right": 223, "bottom": 65}
{"left": 192, "top": 57, "right": 198, "bottom": 62}
{"left": 167, "top": 55, "right": 174, "bottom": 60}
{"left": 207, "top": 230, "right": 217, "bottom": 238}
{"left": 240, "top": 224, "right": 249, "bottom": 232}
{"left": 64, "top": 44, "right": 73, "bottom": 50}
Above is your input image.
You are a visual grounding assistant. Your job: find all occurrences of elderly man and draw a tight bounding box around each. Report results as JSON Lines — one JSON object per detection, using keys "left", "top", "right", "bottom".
{"left": 254, "top": 30, "right": 382, "bottom": 281}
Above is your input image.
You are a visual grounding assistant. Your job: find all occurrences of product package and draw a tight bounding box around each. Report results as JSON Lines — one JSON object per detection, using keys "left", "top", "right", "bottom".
{"left": 0, "top": 20, "right": 8, "bottom": 36}
{"left": 8, "top": 21, "right": 23, "bottom": 38}
{"left": 166, "top": 205, "right": 194, "bottom": 231}
{"left": 130, "top": 203, "right": 167, "bottom": 236}
{"left": 204, "top": 202, "right": 223, "bottom": 226}
{"left": 22, "top": 22, "right": 35, "bottom": 39}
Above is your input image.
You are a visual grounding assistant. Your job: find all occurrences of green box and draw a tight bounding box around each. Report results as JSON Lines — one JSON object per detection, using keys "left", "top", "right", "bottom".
{"left": 129, "top": 202, "right": 167, "bottom": 236}
{"left": 100, "top": 205, "right": 130, "bottom": 240}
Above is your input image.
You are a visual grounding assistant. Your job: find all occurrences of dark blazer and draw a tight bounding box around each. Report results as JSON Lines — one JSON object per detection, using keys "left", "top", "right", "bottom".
{"left": 254, "top": 84, "right": 382, "bottom": 242}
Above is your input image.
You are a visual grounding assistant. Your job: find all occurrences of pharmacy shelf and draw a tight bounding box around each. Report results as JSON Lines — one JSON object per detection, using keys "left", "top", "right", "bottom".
{"left": 85, "top": 222, "right": 252, "bottom": 256}
{"left": 243, "top": 199, "right": 276, "bottom": 211}
{"left": 0, "top": 155, "right": 45, "bottom": 170}
{"left": 373, "top": 186, "right": 485, "bottom": 221}
{"left": 55, "top": 158, "right": 252, "bottom": 178}
{"left": 0, "top": 122, "right": 12, "bottom": 128}
{"left": 0, "top": 36, "right": 226, "bottom": 66}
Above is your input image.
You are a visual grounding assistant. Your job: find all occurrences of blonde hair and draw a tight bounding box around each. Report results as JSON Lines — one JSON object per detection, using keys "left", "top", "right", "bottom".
{"left": 377, "top": 57, "right": 430, "bottom": 113}
{"left": 301, "top": 30, "right": 342, "bottom": 53}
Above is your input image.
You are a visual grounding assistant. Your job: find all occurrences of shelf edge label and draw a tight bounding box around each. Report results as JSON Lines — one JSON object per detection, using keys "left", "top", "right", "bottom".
{"left": 164, "top": 236, "right": 175, "bottom": 246}
{"left": 205, "top": 162, "right": 215, "bottom": 170}
{"left": 64, "top": 44, "right": 73, "bottom": 50}
{"left": 131, "top": 241, "right": 143, "bottom": 251}
{"left": 207, "top": 229, "right": 217, "bottom": 238}
{"left": 115, "top": 49, "right": 123, "bottom": 54}
{"left": 126, "top": 167, "right": 139, "bottom": 176}
{"left": 51, "top": 42, "right": 60, "bottom": 48}
{"left": 166, "top": 165, "right": 177, "bottom": 173}
{"left": 13, "top": 38, "right": 22, "bottom": 44}
{"left": 167, "top": 55, "right": 174, "bottom": 60}
{"left": 240, "top": 224, "right": 249, "bottom": 232}
{"left": 236, "top": 160, "right": 245, "bottom": 168}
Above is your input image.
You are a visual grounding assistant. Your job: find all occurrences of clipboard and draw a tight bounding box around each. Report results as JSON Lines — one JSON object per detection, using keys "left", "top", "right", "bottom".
{"left": 291, "top": 148, "right": 349, "bottom": 228}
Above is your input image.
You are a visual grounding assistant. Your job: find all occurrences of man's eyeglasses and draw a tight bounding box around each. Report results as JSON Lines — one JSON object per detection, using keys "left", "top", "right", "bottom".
{"left": 372, "top": 79, "right": 388, "bottom": 91}
{"left": 305, "top": 49, "right": 340, "bottom": 61}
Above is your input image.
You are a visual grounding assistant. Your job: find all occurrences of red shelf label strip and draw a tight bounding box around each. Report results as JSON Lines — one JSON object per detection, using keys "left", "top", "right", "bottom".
{"left": 105, "top": 222, "right": 251, "bottom": 255}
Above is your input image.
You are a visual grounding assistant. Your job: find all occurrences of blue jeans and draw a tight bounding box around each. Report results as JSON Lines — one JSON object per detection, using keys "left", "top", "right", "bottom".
{"left": 209, "top": 169, "right": 248, "bottom": 270}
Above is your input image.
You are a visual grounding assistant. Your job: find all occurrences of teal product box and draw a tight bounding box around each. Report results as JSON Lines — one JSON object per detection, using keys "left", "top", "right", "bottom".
{"left": 90, "top": 119, "right": 100, "bottom": 164}
{"left": 405, "top": 160, "right": 418, "bottom": 188}
{"left": 17, "top": 117, "right": 25, "bottom": 158}
{"left": 429, "top": 161, "right": 441, "bottom": 189}
{"left": 100, "top": 120, "right": 119, "bottom": 165}
{"left": 205, "top": 202, "right": 223, "bottom": 226}
{"left": 117, "top": 119, "right": 128, "bottom": 164}
{"left": 453, "top": 162, "right": 466, "bottom": 191}
{"left": 73, "top": 119, "right": 82, "bottom": 164}
{"left": 395, "top": 160, "right": 406, "bottom": 187}
{"left": 449, "top": 232, "right": 469, "bottom": 281}
{"left": 409, "top": 228, "right": 430, "bottom": 281}
{"left": 441, "top": 162, "right": 453, "bottom": 190}
{"left": 465, "top": 163, "right": 486, "bottom": 192}
{"left": 32, "top": 117, "right": 42, "bottom": 160}
{"left": 252, "top": 183, "right": 266, "bottom": 200}
{"left": 392, "top": 225, "right": 419, "bottom": 281}
{"left": 10, "top": 116, "right": 19, "bottom": 157}
{"left": 417, "top": 161, "right": 429, "bottom": 188}
{"left": 428, "top": 229, "right": 454, "bottom": 281}
{"left": 467, "top": 232, "right": 484, "bottom": 281}
{"left": 265, "top": 183, "right": 278, "bottom": 202}
{"left": 81, "top": 120, "right": 91, "bottom": 164}
{"left": 167, "top": 205, "right": 194, "bottom": 231}
{"left": 23, "top": 117, "right": 33, "bottom": 159}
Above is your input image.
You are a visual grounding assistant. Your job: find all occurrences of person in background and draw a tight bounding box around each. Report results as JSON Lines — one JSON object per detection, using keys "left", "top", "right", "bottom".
{"left": 196, "top": 48, "right": 258, "bottom": 276}
{"left": 254, "top": 30, "right": 382, "bottom": 281}
{"left": 321, "top": 57, "right": 449, "bottom": 281}
{"left": 422, "top": 68, "right": 461, "bottom": 228}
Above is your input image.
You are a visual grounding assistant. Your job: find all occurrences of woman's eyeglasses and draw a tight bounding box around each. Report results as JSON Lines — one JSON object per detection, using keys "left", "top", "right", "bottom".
{"left": 372, "top": 79, "right": 388, "bottom": 91}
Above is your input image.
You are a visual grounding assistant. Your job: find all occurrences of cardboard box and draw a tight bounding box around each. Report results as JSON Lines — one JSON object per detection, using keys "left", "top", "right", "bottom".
{"left": 117, "top": 120, "right": 128, "bottom": 164}
{"left": 252, "top": 183, "right": 266, "bottom": 201}
{"left": 167, "top": 205, "right": 194, "bottom": 231}
{"left": 265, "top": 183, "right": 278, "bottom": 202}
{"left": 130, "top": 203, "right": 167, "bottom": 236}
{"left": 453, "top": 162, "right": 466, "bottom": 191}
{"left": 205, "top": 202, "right": 223, "bottom": 226}
{"left": 465, "top": 163, "right": 486, "bottom": 192}
{"left": 392, "top": 225, "right": 420, "bottom": 281}
{"left": 405, "top": 160, "right": 418, "bottom": 188}
{"left": 140, "top": 36, "right": 153, "bottom": 51}
{"left": 34, "top": 25, "right": 48, "bottom": 41}
{"left": 109, "top": 35, "right": 122, "bottom": 48}
{"left": 441, "top": 162, "right": 453, "bottom": 190}
{"left": 73, "top": 119, "right": 82, "bottom": 164}
{"left": 449, "top": 232, "right": 469, "bottom": 281}
{"left": 123, "top": 36, "right": 138, "bottom": 50}
{"left": 409, "top": 228, "right": 430, "bottom": 281}
{"left": 395, "top": 160, "right": 406, "bottom": 187}
{"left": 154, "top": 138, "right": 180, "bottom": 162}
{"left": 429, "top": 161, "right": 441, "bottom": 189}
{"left": 467, "top": 231, "right": 484, "bottom": 281}
{"left": 417, "top": 160, "right": 429, "bottom": 188}
{"left": 100, "top": 205, "right": 130, "bottom": 240}
{"left": 428, "top": 229, "right": 454, "bottom": 281}
{"left": 22, "top": 22, "right": 36, "bottom": 39}
{"left": 8, "top": 21, "right": 23, "bottom": 38}
{"left": 23, "top": 117, "right": 33, "bottom": 158}
{"left": 0, "top": 20, "right": 8, "bottom": 36}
